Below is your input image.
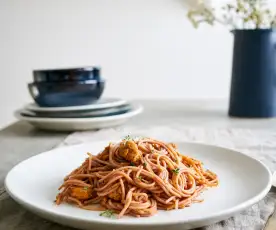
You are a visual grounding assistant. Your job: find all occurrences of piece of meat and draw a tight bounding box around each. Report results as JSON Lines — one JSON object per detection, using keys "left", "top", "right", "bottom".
{"left": 118, "top": 140, "right": 141, "bottom": 164}
{"left": 98, "top": 146, "right": 110, "bottom": 161}
{"left": 108, "top": 187, "right": 122, "bottom": 201}
{"left": 70, "top": 187, "right": 93, "bottom": 200}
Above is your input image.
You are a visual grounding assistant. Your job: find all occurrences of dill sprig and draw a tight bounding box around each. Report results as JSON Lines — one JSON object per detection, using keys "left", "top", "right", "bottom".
{"left": 123, "top": 135, "right": 145, "bottom": 142}
{"left": 99, "top": 209, "right": 116, "bottom": 218}
{"left": 123, "top": 135, "right": 133, "bottom": 141}
{"left": 172, "top": 168, "right": 180, "bottom": 174}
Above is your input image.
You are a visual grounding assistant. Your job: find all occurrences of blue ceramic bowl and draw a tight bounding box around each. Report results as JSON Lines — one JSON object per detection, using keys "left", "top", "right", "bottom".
{"left": 28, "top": 80, "right": 105, "bottom": 107}
{"left": 33, "top": 67, "right": 102, "bottom": 83}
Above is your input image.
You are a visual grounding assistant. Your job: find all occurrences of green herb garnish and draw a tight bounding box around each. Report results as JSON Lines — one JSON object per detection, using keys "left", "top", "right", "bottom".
{"left": 123, "top": 135, "right": 145, "bottom": 141}
{"left": 172, "top": 168, "right": 180, "bottom": 174}
{"left": 99, "top": 210, "right": 115, "bottom": 218}
{"left": 130, "top": 162, "right": 135, "bottom": 166}
{"left": 143, "top": 163, "right": 147, "bottom": 167}
{"left": 123, "top": 135, "right": 133, "bottom": 141}
{"left": 138, "top": 176, "right": 142, "bottom": 180}
{"left": 83, "top": 186, "right": 88, "bottom": 190}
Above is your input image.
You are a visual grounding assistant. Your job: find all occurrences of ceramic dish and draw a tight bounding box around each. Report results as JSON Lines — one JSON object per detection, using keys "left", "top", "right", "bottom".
{"left": 15, "top": 104, "right": 143, "bottom": 131}
{"left": 33, "top": 66, "right": 102, "bottom": 82}
{"left": 25, "top": 98, "right": 127, "bottom": 112}
{"left": 5, "top": 142, "right": 272, "bottom": 230}
{"left": 28, "top": 81, "right": 105, "bottom": 107}
{"left": 19, "top": 104, "right": 131, "bottom": 118}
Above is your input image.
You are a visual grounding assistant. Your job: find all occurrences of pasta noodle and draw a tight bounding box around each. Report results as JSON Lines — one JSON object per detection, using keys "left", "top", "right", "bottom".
{"left": 55, "top": 137, "right": 218, "bottom": 218}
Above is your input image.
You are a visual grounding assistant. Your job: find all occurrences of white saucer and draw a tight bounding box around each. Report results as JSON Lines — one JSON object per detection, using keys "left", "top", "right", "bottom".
{"left": 25, "top": 98, "right": 127, "bottom": 112}
{"left": 15, "top": 104, "right": 143, "bottom": 131}
{"left": 19, "top": 104, "right": 132, "bottom": 118}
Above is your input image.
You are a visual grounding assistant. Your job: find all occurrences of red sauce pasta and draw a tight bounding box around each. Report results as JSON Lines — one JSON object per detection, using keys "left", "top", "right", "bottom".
{"left": 55, "top": 137, "right": 218, "bottom": 218}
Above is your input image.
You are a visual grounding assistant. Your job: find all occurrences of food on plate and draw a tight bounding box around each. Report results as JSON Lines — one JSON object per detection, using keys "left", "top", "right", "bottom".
{"left": 55, "top": 137, "right": 218, "bottom": 218}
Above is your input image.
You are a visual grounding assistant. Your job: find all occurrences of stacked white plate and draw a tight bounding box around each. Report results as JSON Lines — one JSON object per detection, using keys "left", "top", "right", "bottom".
{"left": 15, "top": 98, "right": 143, "bottom": 131}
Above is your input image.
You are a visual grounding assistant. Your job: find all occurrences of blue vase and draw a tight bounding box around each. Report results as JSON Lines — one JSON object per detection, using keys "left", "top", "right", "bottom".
{"left": 229, "top": 29, "right": 276, "bottom": 117}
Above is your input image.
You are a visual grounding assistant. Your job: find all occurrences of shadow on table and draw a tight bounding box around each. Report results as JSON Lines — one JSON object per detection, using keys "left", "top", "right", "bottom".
{"left": 0, "top": 122, "right": 71, "bottom": 137}
{"left": 0, "top": 195, "right": 75, "bottom": 230}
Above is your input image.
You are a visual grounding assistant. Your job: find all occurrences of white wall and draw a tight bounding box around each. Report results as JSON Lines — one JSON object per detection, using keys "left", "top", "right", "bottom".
{"left": 0, "top": 0, "right": 233, "bottom": 129}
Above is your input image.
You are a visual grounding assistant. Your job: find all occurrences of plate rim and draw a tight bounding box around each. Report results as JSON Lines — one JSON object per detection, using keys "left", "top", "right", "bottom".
{"left": 18, "top": 104, "right": 132, "bottom": 118}
{"left": 4, "top": 141, "right": 272, "bottom": 226}
{"left": 25, "top": 98, "right": 127, "bottom": 112}
{"left": 15, "top": 104, "right": 143, "bottom": 123}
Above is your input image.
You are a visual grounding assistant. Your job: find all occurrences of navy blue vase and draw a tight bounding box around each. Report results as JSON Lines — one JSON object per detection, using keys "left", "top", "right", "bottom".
{"left": 229, "top": 29, "right": 276, "bottom": 118}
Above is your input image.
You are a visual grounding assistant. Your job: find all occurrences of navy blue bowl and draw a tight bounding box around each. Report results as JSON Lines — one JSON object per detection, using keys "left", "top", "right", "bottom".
{"left": 33, "top": 67, "right": 102, "bottom": 83}
{"left": 28, "top": 81, "right": 105, "bottom": 107}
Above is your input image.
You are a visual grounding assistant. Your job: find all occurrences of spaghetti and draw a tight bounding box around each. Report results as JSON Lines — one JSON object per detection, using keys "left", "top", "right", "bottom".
{"left": 55, "top": 137, "right": 218, "bottom": 218}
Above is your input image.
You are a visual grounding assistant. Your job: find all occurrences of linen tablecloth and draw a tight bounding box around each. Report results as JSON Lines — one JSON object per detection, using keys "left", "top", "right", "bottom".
{"left": 1, "top": 126, "right": 276, "bottom": 230}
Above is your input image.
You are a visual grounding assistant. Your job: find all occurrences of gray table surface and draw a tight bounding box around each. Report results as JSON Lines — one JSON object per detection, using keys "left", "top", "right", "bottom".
{"left": 1, "top": 99, "right": 276, "bottom": 229}
{"left": 2, "top": 99, "right": 276, "bottom": 188}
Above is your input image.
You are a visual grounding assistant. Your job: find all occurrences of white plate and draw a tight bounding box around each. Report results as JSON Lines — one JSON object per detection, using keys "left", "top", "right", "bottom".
{"left": 5, "top": 142, "right": 272, "bottom": 230}
{"left": 25, "top": 98, "right": 127, "bottom": 112}
{"left": 15, "top": 104, "right": 143, "bottom": 131}
{"left": 19, "top": 104, "right": 132, "bottom": 118}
